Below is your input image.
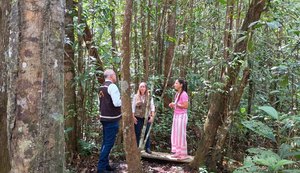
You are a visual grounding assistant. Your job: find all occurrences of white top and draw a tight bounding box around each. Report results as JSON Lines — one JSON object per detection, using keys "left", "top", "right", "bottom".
{"left": 132, "top": 94, "right": 155, "bottom": 113}
{"left": 106, "top": 79, "right": 121, "bottom": 107}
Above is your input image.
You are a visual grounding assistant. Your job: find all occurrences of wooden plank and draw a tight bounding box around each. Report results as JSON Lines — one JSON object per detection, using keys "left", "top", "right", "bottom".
{"left": 141, "top": 151, "right": 194, "bottom": 163}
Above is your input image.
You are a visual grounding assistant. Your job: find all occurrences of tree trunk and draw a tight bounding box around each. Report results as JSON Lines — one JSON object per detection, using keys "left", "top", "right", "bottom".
{"left": 141, "top": 0, "right": 147, "bottom": 80}
{"left": 83, "top": 23, "right": 104, "bottom": 83}
{"left": 77, "top": 0, "right": 85, "bottom": 141}
{"left": 247, "top": 60, "right": 254, "bottom": 115}
{"left": 163, "top": 0, "right": 176, "bottom": 80}
{"left": 133, "top": 0, "right": 140, "bottom": 90}
{"left": 143, "top": 0, "right": 152, "bottom": 81}
{"left": 111, "top": 0, "right": 117, "bottom": 60}
{"left": 65, "top": 0, "right": 78, "bottom": 163}
{"left": 155, "top": 0, "right": 167, "bottom": 76}
{"left": 7, "top": 0, "right": 65, "bottom": 172}
{"left": 121, "top": 0, "right": 142, "bottom": 172}
{"left": 0, "top": 1, "right": 11, "bottom": 172}
{"left": 110, "top": 1, "right": 119, "bottom": 80}
{"left": 162, "top": 0, "right": 176, "bottom": 107}
{"left": 223, "top": 0, "right": 235, "bottom": 61}
{"left": 190, "top": 0, "right": 266, "bottom": 171}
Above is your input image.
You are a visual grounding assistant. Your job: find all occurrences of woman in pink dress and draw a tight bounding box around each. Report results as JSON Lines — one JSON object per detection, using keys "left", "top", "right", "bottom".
{"left": 169, "top": 78, "right": 189, "bottom": 160}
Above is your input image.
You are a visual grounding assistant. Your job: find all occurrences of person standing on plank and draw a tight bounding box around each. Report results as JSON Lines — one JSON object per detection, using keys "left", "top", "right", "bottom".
{"left": 168, "top": 78, "right": 189, "bottom": 160}
{"left": 97, "top": 69, "right": 121, "bottom": 173}
{"left": 132, "top": 82, "right": 155, "bottom": 154}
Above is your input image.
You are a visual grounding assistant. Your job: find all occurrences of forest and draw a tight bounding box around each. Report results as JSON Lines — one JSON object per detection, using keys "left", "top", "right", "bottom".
{"left": 0, "top": 0, "right": 299, "bottom": 172}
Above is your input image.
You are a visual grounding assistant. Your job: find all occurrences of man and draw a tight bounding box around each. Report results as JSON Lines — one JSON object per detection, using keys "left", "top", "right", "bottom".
{"left": 98, "top": 69, "right": 121, "bottom": 173}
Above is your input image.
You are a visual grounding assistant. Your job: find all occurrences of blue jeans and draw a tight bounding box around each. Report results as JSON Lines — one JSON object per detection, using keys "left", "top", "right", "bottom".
{"left": 134, "top": 117, "right": 151, "bottom": 150}
{"left": 97, "top": 121, "right": 119, "bottom": 172}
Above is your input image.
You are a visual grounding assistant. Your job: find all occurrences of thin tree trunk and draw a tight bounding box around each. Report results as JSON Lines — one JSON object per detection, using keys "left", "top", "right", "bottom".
{"left": 133, "top": 0, "right": 140, "bottom": 90}
{"left": 83, "top": 23, "right": 104, "bottom": 83}
{"left": 190, "top": 0, "right": 266, "bottom": 171}
{"left": 247, "top": 60, "right": 254, "bottom": 115}
{"left": 121, "top": 0, "right": 142, "bottom": 172}
{"left": 141, "top": 0, "right": 147, "bottom": 80}
{"left": 236, "top": 0, "right": 243, "bottom": 30}
{"left": 187, "top": 0, "right": 195, "bottom": 75}
{"left": 0, "top": 1, "right": 11, "bottom": 172}
{"left": 222, "top": 0, "right": 235, "bottom": 78}
{"left": 65, "top": 0, "right": 78, "bottom": 163}
{"left": 207, "top": 1, "right": 235, "bottom": 168}
{"left": 77, "top": 0, "right": 84, "bottom": 141}
{"left": 7, "top": 0, "right": 65, "bottom": 172}
{"left": 163, "top": 0, "right": 176, "bottom": 80}
{"left": 111, "top": 0, "right": 118, "bottom": 76}
{"left": 144, "top": 0, "right": 152, "bottom": 81}
{"left": 155, "top": 0, "right": 168, "bottom": 76}
{"left": 162, "top": 0, "right": 177, "bottom": 107}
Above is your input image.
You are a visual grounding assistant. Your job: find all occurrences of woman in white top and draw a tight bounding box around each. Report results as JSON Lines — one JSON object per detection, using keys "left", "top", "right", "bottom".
{"left": 132, "top": 82, "right": 155, "bottom": 154}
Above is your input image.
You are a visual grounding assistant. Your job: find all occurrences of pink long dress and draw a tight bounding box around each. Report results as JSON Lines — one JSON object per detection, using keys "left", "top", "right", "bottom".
{"left": 171, "top": 91, "right": 188, "bottom": 156}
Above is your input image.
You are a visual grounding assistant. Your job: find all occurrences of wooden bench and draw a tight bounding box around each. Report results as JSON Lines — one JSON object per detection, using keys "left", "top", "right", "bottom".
{"left": 141, "top": 151, "right": 194, "bottom": 163}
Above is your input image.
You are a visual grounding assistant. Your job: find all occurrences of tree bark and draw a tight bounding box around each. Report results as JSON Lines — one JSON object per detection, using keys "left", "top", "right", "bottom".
{"left": 65, "top": 0, "right": 78, "bottom": 163}
{"left": 0, "top": 1, "right": 11, "bottom": 172}
{"left": 141, "top": 0, "right": 147, "bottom": 80}
{"left": 247, "top": 60, "right": 254, "bottom": 115}
{"left": 162, "top": 0, "right": 176, "bottom": 107}
{"left": 190, "top": 0, "right": 266, "bottom": 171}
{"left": 77, "top": 0, "right": 85, "bottom": 141}
{"left": 143, "top": 0, "right": 152, "bottom": 81}
{"left": 121, "top": 0, "right": 143, "bottom": 172}
{"left": 222, "top": 0, "right": 235, "bottom": 72}
{"left": 133, "top": 1, "right": 140, "bottom": 90}
{"left": 155, "top": 0, "right": 167, "bottom": 76}
{"left": 110, "top": 0, "right": 117, "bottom": 60}
{"left": 83, "top": 23, "right": 104, "bottom": 83}
{"left": 7, "top": 0, "right": 65, "bottom": 172}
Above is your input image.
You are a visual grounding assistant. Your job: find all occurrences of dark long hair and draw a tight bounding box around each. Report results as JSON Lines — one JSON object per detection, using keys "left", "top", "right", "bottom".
{"left": 176, "top": 78, "right": 188, "bottom": 102}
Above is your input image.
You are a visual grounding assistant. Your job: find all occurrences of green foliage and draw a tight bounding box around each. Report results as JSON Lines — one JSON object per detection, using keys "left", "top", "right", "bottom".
{"left": 237, "top": 106, "right": 300, "bottom": 172}
{"left": 67, "top": 0, "right": 300, "bottom": 170}
{"left": 234, "top": 146, "right": 299, "bottom": 173}
{"left": 258, "top": 106, "right": 278, "bottom": 120}
{"left": 242, "top": 120, "right": 276, "bottom": 142}
{"left": 78, "top": 139, "right": 97, "bottom": 156}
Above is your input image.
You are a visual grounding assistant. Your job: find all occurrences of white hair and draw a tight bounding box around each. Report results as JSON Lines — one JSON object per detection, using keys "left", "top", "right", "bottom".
{"left": 104, "top": 69, "right": 115, "bottom": 79}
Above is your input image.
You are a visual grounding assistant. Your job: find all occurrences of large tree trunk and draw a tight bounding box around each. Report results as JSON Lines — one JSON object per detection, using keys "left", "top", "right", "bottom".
{"left": 0, "top": 1, "right": 11, "bottom": 172}
{"left": 7, "top": 0, "right": 65, "bottom": 172}
{"left": 65, "top": 0, "right": 78, "bottom": 163}
{"left": 190, "top": 0, "right": 266, "bottom": 171}
{"left": 121, "top": 0, "right": 142, "bottom": 172}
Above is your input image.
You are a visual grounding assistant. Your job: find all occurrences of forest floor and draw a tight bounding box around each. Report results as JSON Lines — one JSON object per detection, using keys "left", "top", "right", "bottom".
{"left": 69, "top": 151, "right": 200, "bottom": 173}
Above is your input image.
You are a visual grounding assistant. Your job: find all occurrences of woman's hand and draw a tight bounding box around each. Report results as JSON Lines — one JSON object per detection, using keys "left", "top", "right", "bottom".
{"left": 148, "top": 116, "right": 154, "bottom": 123}
{"left": 132, "top": 114, "right": 137, "bottom": 124}
{"left": 169, "top": 102, "right": 175, "bottom": 109}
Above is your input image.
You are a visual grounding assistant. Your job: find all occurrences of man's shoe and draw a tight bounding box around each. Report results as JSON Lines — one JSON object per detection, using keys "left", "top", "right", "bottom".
{"left": 106, "top": 165, "right": 116, "bottom": 171}
{"left": 145, "top": 148, "right": 152, "bottom": 154}
{"left": 98, "top": 166, "right": 115, "bottom": 173}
